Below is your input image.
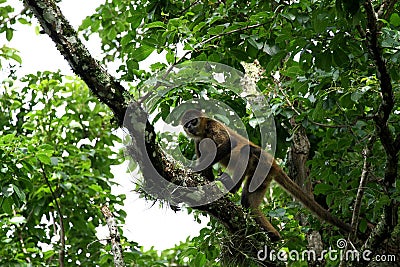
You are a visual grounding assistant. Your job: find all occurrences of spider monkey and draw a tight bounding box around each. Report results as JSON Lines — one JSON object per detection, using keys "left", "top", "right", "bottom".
{"left": 181, "top": 109, "right": 352, "bottom": 241}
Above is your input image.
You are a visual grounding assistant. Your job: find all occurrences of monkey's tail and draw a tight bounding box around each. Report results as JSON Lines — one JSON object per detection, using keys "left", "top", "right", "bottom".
{"left": 272, "top": 165, "right": 353, "bottom": 234}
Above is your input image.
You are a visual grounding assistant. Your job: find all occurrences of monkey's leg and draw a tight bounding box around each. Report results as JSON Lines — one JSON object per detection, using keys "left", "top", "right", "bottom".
{"left": 241, "top": 178, "right": 281, "bottom": 241}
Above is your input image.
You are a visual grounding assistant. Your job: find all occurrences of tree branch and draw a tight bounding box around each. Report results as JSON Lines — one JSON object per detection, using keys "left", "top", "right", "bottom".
{"left": 377, "top": 0, "right": 398, "bottom": 22}
{"left": 349, "top": 136, "right": 375, "bottom": 241}
{"left": 24, "top": 1, "right": 281, "bottom": 265}
{"left": 101, "top": 205, "right": 125, "bottom": 267}
{"left": 0, "top": 6, "right": 28, "bottom": 26}
{"left": 359, "top": 0, "right": 399, "bottom": 261}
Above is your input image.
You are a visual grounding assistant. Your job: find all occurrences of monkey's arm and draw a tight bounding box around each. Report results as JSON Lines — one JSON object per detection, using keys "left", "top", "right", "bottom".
{"left": 194, "top": 139, "right": 215, "bottom": 181}
{"left": 193, "top": 120, "right": 235, "bottom": 173}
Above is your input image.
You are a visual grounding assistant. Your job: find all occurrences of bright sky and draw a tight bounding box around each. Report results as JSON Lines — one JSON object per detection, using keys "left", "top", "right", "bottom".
{"left": 6, "top": 0, "right": 208, "bottom": 250}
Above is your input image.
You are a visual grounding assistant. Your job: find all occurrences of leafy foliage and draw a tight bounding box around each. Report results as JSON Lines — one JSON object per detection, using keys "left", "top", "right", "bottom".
{"left": 79, "top": 0, "right": 400, "bottom": 264}
{"left": 3, "top": 0, "right": 400, "bottom": 266}
{"left": 0, "top": 72, "right": 126, "bottom": 266}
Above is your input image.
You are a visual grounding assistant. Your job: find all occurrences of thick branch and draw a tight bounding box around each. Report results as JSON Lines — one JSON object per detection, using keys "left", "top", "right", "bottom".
{"left": 24, "top": 1, "right": 281, "bottom": 264}
{"left": 363, "top": 0, "right": 398, "bottom": 202}
{"left": 364, "top": 1, "right": 394, "bottom": 130}
{"left": 360, "top": 0, "right": 399, "bottom": 262}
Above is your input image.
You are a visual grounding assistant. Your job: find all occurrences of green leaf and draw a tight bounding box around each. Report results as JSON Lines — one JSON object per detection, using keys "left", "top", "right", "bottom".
{"left": 6, "top": 28, "right": 13, "bottom": 41}
{"left": 314, "top": 183, "right": 332, "bottom": 195}
{"left": 390, "top": 13, "right": 400, "bottom": 27}
{"left": 22, "top": 122, "right": 35, "bottom": 130}
{"left": 229, "top": 48, "right": 250, "bottom": 61}
{"left": 36, "top": 153, "right": 51, "bottom": 165}
{"left": 18, "top": 18, "right": 29, "bottom": 25}
{"left": 283, "top": 66, "right": 301, "bottom": 78}
{"left": 127, "top": 16, "right": 142, "bottom": 29}
{"left": 145, "top": 21, "right": 166, "bottom": 29}
{"left": 107, "top": 27, "right": 117, "bottom": 41}
{"left": 281, "top": 13, "right": 296, "bottom": 21}
{"left": 2, "top": 197, "right": 13, "bottom": 214}
{"left": 333, "top": 48, "right": 349, "bottom": 67}
{"left": 359, "top": 218, "right": 367, "bottom": 233}
{"left": 316, "top": 50, "right": 332, "bottom": 70}
{"left": 312, "top": 101, "right": 324, "bottom": 120}
{"left": 192, "top": 252, "right": 206, "bottom": 267}
{"left": 127, "top": 59, "right": 139, "bottom": 71}
{"left": 208, "top": 25, "right": 225, "bottom": 35}
{"left": 12, "top": 185, "right": 26, "bottom": 202}
{"left": 130, "top": 45, "right": 155, "bottom": 62}
{"left": 193, "top": 21, "right": 206, "bottom": 32}
{"left": 1, "top": 133, "right": 16, "bottom": 143}
{"left": 166, "top": 50, "right": 175, "bottom": 64}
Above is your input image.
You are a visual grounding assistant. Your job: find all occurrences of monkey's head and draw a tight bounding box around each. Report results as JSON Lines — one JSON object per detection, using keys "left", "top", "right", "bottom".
{"left": 181, "top": 109, "right": 205, "bottom": 138}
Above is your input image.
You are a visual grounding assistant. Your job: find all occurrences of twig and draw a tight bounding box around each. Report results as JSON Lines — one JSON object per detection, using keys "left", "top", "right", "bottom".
{"left": 198, "top": 23, "right": 264, "bottom": 48}
{"left": 40, "top": 162, "right": 65, "bottom": 267}
{"left": 0, "top": 7, "right": 28, "bottom": 25}
{"left": 308, "top": 120, "right": 349, "bottom": 128}
{"left": 174, "top": 0, "right": 201, "bottom": 17}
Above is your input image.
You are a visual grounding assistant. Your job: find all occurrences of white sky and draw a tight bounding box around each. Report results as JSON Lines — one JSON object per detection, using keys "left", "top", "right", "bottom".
{"left": 5, "top": 0, "right": 208, "bottom": 250}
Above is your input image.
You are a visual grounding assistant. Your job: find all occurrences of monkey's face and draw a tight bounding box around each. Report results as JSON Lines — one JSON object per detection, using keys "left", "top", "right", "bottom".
{"left": 183, "top": 118, "right": 202, "bottom": 137}
{"left": 181, "top": 110, "right": 204, "bottom": 138}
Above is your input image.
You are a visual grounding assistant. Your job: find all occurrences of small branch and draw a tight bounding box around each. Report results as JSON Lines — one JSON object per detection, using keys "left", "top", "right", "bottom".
{"left": 18, "top": 227, "right": 31, "bottom": 263}
{"left": 174, "top": 0, "right": 201, "bottom": 17}
{"left": 40, "top": 162, "right": 65, "bottom": 267}
{"left": 0, "top": 7, "right": 28, "bottom": 25}
{"left": 101, "top": 205, "right": 125, "bottom": 267}
{"left": 163, "top": 22, "right": 265, "bottom": 70}
{"left": 198, "top": 23, "right": 264, "bottom": 48}
{"left": 349, "top": 136, "right": 375, "bottom": 241}
{"left": 309, "top": 120, "right": 349, "bottom": 129}
{"left": 377, "top": 0, "right": 398, "bottom": 22}
{"left": 271, "top": 73, "right": 301, "bottom": 115}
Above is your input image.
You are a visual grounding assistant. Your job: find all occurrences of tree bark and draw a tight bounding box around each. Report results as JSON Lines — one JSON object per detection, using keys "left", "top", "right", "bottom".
{"left": 22, "top": 0, "right": 281, "bottom": 265}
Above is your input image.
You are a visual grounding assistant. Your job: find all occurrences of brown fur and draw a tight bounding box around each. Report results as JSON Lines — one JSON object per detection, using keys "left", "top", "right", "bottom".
{"left": 181, "top": 110, "right": 352, "bottom": 241}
